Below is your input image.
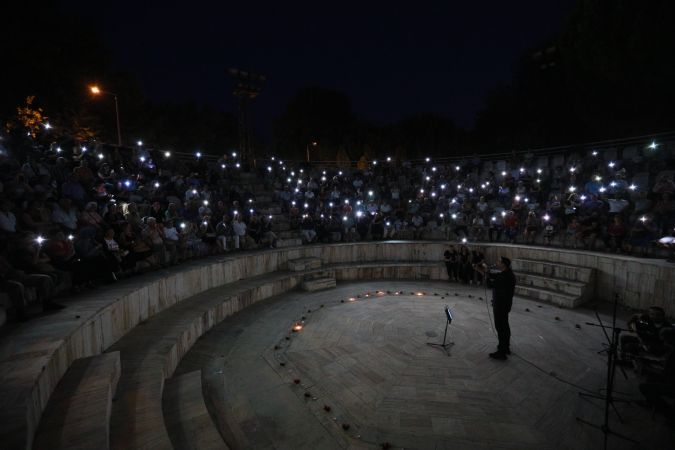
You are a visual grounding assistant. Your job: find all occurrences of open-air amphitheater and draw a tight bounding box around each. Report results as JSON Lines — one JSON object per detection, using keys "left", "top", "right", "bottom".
{"left": 1, "top": 139, "right": 675, "bottom": 450}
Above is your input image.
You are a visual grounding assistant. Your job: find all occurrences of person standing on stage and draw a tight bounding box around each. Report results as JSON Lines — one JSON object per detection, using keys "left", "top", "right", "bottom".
{"left": 474, "top": 256, "right": 516, "bottom": 359}
{"left": 443, "top": 246, "right": 459, "bottom": 282}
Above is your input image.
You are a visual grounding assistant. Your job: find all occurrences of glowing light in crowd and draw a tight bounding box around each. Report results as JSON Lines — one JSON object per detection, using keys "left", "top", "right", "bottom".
{"left": 81, "top": 146, "right": 87, "bottom": 152}
{"left": 268, "top": 215, "right": 273, "bottom": 220}
{"left": 425, "top": 176, "right": 431, "bottom": 181}
{"left": 124, "top": 180, "right": 131, "bottom": 187}
{"left": 192, "top": 189, "right": 197, "bottom": 194}
{"left": 599, "top": 187, "right": 607, "bottom": 193}
{"left": 640, "top": 216, "right": 647, "bottom": 222}
{"left": 304, "top": 203, "right": 309, "bottom": 209}
{"left": 608, "top": 161, "right": 615, "bottom": 168}
{"left": 56, "top": 147, "right": 62, "bottom": 153}
{"left": 249, "top": 209, "right": 254, "bottom": 214}
{"left": 457, "top": 184, "right": 462, "bottom": 190}
{"left": 568, "top": 186, "right": 577, "bottom": 192}
{"left": 648, "top": 141, "right": 658, "bottom": 150}
{"left": 154, "top": 182, "right": 160, "bottom": 188}
{"left": 426, "top": 157, "right": 431, "bottom": 162}
{"left": 432, "top": 166, "right": 437, "bottom": 172}
{"left": 580, "top": 195, "right": 587, "bottom": 201}
{"left": 373, "top": 160, "right": 378, "bottom": 165}
{"left": 98, "top": 153, "right": 104, "bottom": 160}
{"left": 195, "top": 151, "right": 202, "bottom": 158}
{"left": 386, "top": 221, "right": 391, "bottom": 226}
{"left": 386, "top": 156, "right": 392, "bottom": 162}
{"left": 68, "top": 234, "right": 74, "bottom": 240}
{"left": 536, "top": 178, "right": 541, "bottom": 183}
{"left": 139, "top": 156, "right": 146, "bottom": 163}
{"left": 431, "top": 192, "right": 436, "bottom": 197}
{"left": 287, "top": 177, "right": 292, "bottom": 182}
{"left": 501, "top": 171, "right": 507, "bottom": 176}
{"left": 491, "top": 216, "right": 496, "bottom": 222}
{"left": 368, "top": 190, "right": 374, "bottom": 196}
{"left": 451, "top": 213, "right": 457, "bottom": 219}
{"left": 595, "top": 175, "right": 602, "bottom": 181}
{"left": 420, "top": 189, "right": 425, "bottom": 194}
{"left": 356, "top": 200, "right": 362, "bottom": 205}
{"left": 455, "top": 165, "right": 460, "bottom": 171}
{"left": 232, "top": 152, "right": 237, "bottom": 157}
{"left": 592, "top": 150, "right": 598, "bottom": 156}
{"left": 610, "top": 181, "right": 617, "bottom": 187}
{"left": 235, "top": 163, "right": 240, "bottom": 168}
{"left": 543, "top": 214, "right": 550, "bottom": 221}
{"left": 233, "top": 210, "right": 238, "bottom": 215}
{"left": 164, "top": 151, "right": 171, "bottom": 158}
{"left": 271, "top": 157, "right": 276, "bottom": 161}
{"left": 501, "top": 211, "right": 507, "bottom": 217}
{"left": 338, "top": 171, "right": 343, "bottom": 175}
{"left": 515, "top": 195, "right": 521, "bottom": 201}
{"left": 137, "top": 140, "right": 143, "bottom": 146}
{"left": 329, "top": 202, "right": 334, "bottom": 207}
{"left": 519, "top": 167, "right": 525, "bottom": 173}
{"left": 569, "top": 167, "right": 576, "bottom": 173}
{"left": 439, "top": 213, "right": 444, "bottom": 219}
{"left": 356, "top": 211, "right": 363, "bottom": 218}
{"left": 44, "top": 123, "right": 52, "bottom": 130}
{"left": 440, "top": 184, "right": 446, "bottom": 190}
{"left": 629, "top": 184, "right": 637, "bottom": 191}
{"left": 300, "top": 169, "right": 304, "bottom": 173}
{"left": 461, "top": 237, "right": 467, "bottom": 243}
{"left": 35, "top": 236, "right": 45, "bottom": 245}
{"left": 344, "top": 199, "right": 349, "bottom": 204}
{"left": 267, "top": 166, "right": 272, "bottom": 172}
{"left": 203, "top": 200, "right": 209, "bottom": 206}
{"left": 524, "top": 197, "right": 529, "bottom": 202}
{"left": 469, "top": 188, "right": 474, "bottom": 193}
{"left": 221, "top": 164, "right": 226, "bottom": 169}
{"left": 180, "top": 223, "right": 186, "bottom": 229}
{"left": 342, "top": 216, "right": 348, "bottom": 221}
{"left": 537, "top": 168, "right": 542, "bottom": 174}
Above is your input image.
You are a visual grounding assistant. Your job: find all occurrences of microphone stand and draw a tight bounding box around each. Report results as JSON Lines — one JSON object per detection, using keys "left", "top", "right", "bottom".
{"left": 576, "top": 293, "right": 638, "bottom": 449}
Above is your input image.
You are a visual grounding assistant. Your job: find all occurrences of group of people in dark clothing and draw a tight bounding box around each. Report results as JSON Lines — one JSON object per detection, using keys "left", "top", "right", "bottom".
{"left": 443, "top": 245, "right": 486, "bottom": 285}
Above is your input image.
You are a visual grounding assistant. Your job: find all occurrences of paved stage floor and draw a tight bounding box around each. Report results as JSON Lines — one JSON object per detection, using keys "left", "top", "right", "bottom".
{"left": 175, "top": 281, "right": 674, "bottom": 449}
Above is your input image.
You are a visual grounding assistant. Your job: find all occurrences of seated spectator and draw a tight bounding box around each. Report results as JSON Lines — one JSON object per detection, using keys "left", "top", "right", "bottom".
{"left": 232, "top": 215, "right": 247, "bottom": 250}
{"left": 73, "top": 227, "right": 118, "bottom": 283}
{"left": 563, "top": 217, "right": 582, "bottom": 248}
{"left": 79, "top": 201, "right": 104, "bottom": 230}
{"left": 503, "top": 210, "right": 518, "bottom": 243}
{"left": 523, "top": 211, "right": 540, "bottom": 245}
{"left": 301, "top": 215, "right": 318, "bottom": 243}
{"left": 488, "top": 213, "right": 504, "bottom": 242}
{"left": 118, "top": 222, "right": 153, "bottom": 270}
{"left": 471, "top": 214, "right": 486, "bottom": 241}
{"left": 0, "top": 200, "right": 18, "bottom": 234}
{"left": 51, "top": 198, "right": 79, "bottom": 232}
{"left": 606, "top": 216, "right": 627, "bottom": 252}
{"left": 122, "top": 202, "right": 143, "bottom": 231}
{"left": 261, "top": 216, "right": 278, "bottom": 248}
{"left": 543, "top": 215, "right": 557, "bottom": 246}
{"left": 625, "top": 216, "right": 657, "bottom": 255}
{"left": 163, "top": 219, "right": 184, "bottom": 260}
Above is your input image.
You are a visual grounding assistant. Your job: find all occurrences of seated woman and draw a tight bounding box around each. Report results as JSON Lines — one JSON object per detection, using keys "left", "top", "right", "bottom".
{"left": 523, "top": 211, "right": 540, "bottom": 245}
{"left": 118, "top": 222, "right": 153, "bottom": 271}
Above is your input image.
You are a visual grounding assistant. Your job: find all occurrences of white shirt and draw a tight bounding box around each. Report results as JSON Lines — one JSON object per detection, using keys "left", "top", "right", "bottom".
{"left": 164, "top": 227, "right": 180, "bottom": 241}
{"left": 232, "top": 221, "right": 247, "bottom": 236}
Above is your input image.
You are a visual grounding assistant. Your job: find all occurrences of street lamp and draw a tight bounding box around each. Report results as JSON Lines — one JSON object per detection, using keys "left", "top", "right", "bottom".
{"left": 89, "top": 85, "right": 122, "bottom": 147}
{"left": 306, "top": 141, "right": 318, "bottom": 163}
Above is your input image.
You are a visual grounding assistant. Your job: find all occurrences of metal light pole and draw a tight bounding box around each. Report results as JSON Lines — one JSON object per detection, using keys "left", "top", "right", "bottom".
{"left": 90, "top": 85, "right": 122, "bottom": 147}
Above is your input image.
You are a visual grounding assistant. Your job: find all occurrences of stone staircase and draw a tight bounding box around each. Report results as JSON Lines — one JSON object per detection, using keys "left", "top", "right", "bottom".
{"left": 512, "top": 258, "right": 595, "bottom": 308}
{"left": 289, "top": 257, "right": 337, "bottom": 291}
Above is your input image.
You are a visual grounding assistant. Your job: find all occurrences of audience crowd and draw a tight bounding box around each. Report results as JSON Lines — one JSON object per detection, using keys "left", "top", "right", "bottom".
{"left": 0, "top": 131, "right": 674, "bottom": 322}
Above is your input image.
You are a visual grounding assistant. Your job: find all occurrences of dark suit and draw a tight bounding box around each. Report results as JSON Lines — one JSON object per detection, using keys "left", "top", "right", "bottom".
{"left": 488, "top": 268, "right": 516, "bottom": 353}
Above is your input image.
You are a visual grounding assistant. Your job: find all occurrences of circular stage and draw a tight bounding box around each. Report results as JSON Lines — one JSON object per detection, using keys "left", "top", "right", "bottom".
{"left": 175, "top": 281, "right": 670, "bottom": 450}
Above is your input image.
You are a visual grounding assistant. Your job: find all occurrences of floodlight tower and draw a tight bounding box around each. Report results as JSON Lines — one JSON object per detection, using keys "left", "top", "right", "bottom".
{"left": 229, "top": 68, "right": 266, "bottom": 165}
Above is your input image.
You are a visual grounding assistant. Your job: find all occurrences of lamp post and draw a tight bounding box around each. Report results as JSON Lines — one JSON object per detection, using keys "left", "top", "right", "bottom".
{"left": 89, "top": 85, "right": 122, "bottom": 147}
{"left": 306, "top": 141, "right": 317, "bottom": 163}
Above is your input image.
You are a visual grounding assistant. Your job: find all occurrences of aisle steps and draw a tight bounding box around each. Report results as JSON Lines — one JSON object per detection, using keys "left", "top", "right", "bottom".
{"left": 512, "top": 258, "right": 595, "bottom": 308}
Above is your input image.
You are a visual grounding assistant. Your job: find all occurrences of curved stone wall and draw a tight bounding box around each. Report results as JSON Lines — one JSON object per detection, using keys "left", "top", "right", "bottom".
{"left": 2, "top": 241, "right": 673, "bottom": 449}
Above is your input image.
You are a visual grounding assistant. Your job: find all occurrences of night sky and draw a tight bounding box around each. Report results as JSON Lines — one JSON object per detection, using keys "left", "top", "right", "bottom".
{"left": 61, "top": 1, "right": 576, "bottom": 136}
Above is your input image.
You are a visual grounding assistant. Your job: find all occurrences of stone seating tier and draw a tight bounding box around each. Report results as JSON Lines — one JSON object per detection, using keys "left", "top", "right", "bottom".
{"left": 162, "top": 370, "right": 229, "bottom": 450}
{"left": 1, "top": 242, "right": 673, "bottom": 450}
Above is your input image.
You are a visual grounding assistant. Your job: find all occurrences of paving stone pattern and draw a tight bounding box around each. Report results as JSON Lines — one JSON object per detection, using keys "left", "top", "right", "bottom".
{"left": 175, "top": 281, "right": 674, "bottom": 450}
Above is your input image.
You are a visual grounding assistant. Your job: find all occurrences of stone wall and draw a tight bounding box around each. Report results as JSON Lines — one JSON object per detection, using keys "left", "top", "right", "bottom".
{"left": 3, "top": 241, "right": 673, "bottom": 449}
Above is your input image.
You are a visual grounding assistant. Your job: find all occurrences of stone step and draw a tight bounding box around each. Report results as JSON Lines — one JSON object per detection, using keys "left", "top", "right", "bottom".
{"left": 515, "top": 272, "right": 586, "bottom": 297}
{"left": 512, "top": 258, "right": 593, "bottom": 283}
{"left": 270, "top": 220, "right": 290, "bottom": 232}
{"left": 163, "top": 371, "right": 228, "bottom": 450}
{"left": 276, "top": 238, "right": 303, "bottom": 248}
{"left": 304, "top": 269, "right": 336, "bottom": 280}
{"left": 107, "top": 271, "right": 300, "bottom": 450}
{"left": 301, "top": 277, "right": 336, "bottom": 292}
{"left": 278, "top": 230, "right": 302, "bottom": 240}
{"left": 33, "top": 352, "right": 121, "bottom": 450}
{"left": 287, "top": 257, "right": 322, "bottom": 271}
{"left": 515, "top": 285, "right": 581, "bottom": 308}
